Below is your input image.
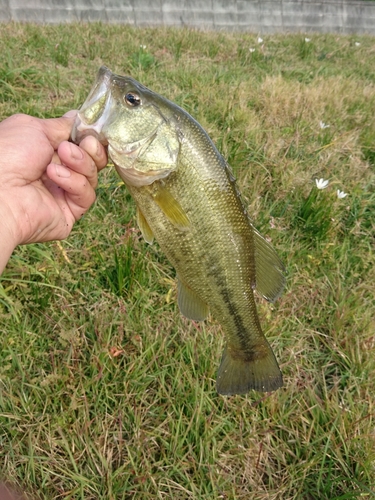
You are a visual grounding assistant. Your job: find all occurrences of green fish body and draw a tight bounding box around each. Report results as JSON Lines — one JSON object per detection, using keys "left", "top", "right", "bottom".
{"left": 72, "top": 66, "right": 285, "bottom": 395}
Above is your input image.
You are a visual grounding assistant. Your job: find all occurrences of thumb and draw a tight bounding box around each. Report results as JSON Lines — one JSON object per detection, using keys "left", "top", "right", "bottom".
{"left": 40, "top": 111, "right": 78, "bottom": 149}
{"left": 63, "top": 109, "right": 78, "bottom": 119}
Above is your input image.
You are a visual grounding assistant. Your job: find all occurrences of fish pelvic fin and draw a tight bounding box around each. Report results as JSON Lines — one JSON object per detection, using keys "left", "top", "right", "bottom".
{"left": 136, "top": 207, "right": 154, "bottom": 244}
{"left": 177, "top": 277, "right": 209, "bottom": 321}
{"left": 216, "top": 344, "right": 283, "bottom": 395}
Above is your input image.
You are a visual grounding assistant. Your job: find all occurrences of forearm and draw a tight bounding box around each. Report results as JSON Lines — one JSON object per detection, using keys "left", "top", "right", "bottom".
{"left": 0, "top": 203, "right": 19, "bottom": 275}
{"left": 0, "top": 237, "right": 15, "bottom": 274}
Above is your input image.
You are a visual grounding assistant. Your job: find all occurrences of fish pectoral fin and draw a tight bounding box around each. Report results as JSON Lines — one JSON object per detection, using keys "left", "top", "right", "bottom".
{"left": 216, "top": 343, "right": 283, "bottom": 395}
{"left": 177, "top": 277, "right": 209, "bottom": 321}
{"left": 152, "top": 185, "right": 190, "bottom": 230}
{"left": 253, "top": 227, "right": 286, "bottom": 302}
{"left": 136, "top": 207, "right": 154, "bottom": 244}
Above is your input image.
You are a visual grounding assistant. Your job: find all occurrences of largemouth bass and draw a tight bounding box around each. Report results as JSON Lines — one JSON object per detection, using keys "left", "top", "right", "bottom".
{"left": 72, "top": 66, "right": 285, "bottom": 395}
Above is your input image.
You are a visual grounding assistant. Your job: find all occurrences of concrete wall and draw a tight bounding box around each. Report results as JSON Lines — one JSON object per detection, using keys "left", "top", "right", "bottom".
{"left": 1, "top": 0, "right": 375, "bottom": 35}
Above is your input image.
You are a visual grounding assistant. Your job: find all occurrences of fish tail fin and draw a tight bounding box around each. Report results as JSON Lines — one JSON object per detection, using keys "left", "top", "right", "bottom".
{"left": 216, "top": 344, "right": 282, "bottom": 395}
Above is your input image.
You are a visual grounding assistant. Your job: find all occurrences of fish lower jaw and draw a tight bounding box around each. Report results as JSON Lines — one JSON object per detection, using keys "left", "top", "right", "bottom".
{"left": 71, "top": 119, "right": 109, "bottom": 146}
{"left": 114, "top": 162, "right": 172, "bottom": 188}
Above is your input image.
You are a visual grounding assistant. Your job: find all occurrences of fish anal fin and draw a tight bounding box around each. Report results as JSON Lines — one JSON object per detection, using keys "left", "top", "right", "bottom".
{"left": 177, "top": 277, "right": 209, "bottom": 321}
{"left": 152, "top": 185, "right": 190, "bottom": 230}
{"left": 136, "top": 207, "right": 154, "bottom": 244}
{"left": 216, "top": 343, "right": 283, "bottom": 395}
{"left": 253, "top": 227, "right": 286, "bottom": 303}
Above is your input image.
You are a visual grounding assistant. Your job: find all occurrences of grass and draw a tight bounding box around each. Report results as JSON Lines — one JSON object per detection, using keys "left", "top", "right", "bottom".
{"left": 0, "top": 23, "right": 375, "bottom": 499}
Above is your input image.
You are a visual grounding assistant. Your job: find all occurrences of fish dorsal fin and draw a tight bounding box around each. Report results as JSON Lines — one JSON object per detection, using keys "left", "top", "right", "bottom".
{"left": 253, "top": 227, "right": 286, "bottom": 302}
{"left": 136, "top": 207, "right": 154, "bottom": 244}
{"left": 152, "top": 184, "right": 190, "bottom": 230}
{"left": 177, "top": 277, "right": 209, "bottom": 321}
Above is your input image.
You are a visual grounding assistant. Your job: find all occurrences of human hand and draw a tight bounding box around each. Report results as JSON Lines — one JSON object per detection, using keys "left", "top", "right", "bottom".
{"left": 0, "top": 112, "right": 107, "bottom": 271}
{"left": 0, "top": 482, "right": 28, "bottom": 500}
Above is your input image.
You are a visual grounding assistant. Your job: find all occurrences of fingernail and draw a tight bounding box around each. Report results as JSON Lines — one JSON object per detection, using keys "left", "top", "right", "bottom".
{"left": 70, "top": 143, "right": 84, "bottom": 160}
{"left": 63, "top": 109, "right": 78, "bottom": 118}
{"left": 85, "top": 135, "right": 102, "bottom": 158}
{"left": 55, "top": 164, "right": 71, "bottom": 178}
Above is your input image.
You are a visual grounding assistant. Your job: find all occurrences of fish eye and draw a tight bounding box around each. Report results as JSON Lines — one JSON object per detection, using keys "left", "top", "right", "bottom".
{"left": 125, "top": 92, "right": 141, "bottom": 107}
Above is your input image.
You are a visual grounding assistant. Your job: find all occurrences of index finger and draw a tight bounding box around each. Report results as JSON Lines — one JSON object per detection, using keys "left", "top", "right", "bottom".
{"left": 57, "top": 141, "right": 98, "bottom": 188}
{"left": 78, "top": 135, "right": 108, "bottom": 171}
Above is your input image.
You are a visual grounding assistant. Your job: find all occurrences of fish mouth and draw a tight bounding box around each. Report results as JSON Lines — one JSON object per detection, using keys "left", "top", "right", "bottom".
{"left": 71, "top": 68, "right": 112, "bottom": 145}
{"left": 72, "top": 100, "right": 111, "bottom": 145}
{"left": 71, "top": 125, "right": 109, "bottom": 145}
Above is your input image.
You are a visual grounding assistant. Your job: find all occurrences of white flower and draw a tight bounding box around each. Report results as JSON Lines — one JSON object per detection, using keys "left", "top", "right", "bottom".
{"left": 337, "top": 189, "right": 348, "bottom": 199}
{"left": 140, "top": 45, "right": 147, "bottom": 49}
{"left": 355, "top": 42, "right": 361, "bottom": 47}
{"left": 319, "top": 121, "right": 330, "bottom": 129}
{"left": 249, "top": 48, "right": 256, "bottom": 53}
{"left": 257, "top": 37, "right": 263, "bottom": 44}
{"left": 305, "top": 38, "right": 311, "bottom": 42}
{"left": 315, "top": 178, "right": 329, "bottom": 190}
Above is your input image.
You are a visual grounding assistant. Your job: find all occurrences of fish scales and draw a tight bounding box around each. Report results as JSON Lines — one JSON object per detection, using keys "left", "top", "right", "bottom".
{"left": 128, "top": 127, "right": 260, "bottom": 354}
{"left": 72, "top": 66, "right": 285, "bottom": 395}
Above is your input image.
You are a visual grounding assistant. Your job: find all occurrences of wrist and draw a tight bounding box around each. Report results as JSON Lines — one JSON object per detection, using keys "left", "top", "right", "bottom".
{"left": 0, "top": 197, "right": 20, "bottom": 274}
